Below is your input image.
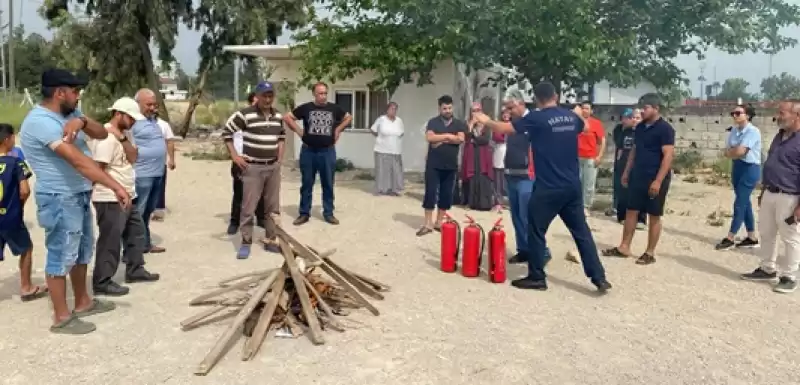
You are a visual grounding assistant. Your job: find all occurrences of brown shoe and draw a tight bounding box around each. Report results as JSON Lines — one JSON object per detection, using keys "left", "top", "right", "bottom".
{"left": 293, "top": 215, "right": 310, "bottom": 226}
{"left": 324, "top": 215, "right": 340, "bottom": 225}
{"left": 146, "top": 246, "right": 166, "bottom": 254}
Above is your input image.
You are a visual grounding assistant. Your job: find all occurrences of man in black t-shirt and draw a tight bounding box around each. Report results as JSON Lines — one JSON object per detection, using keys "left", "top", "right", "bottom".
{"left": 284, "top": 82, "right": 352, "bottom": 226}
{"left": 416, "top": 95, "right": 466, "bottom": 236}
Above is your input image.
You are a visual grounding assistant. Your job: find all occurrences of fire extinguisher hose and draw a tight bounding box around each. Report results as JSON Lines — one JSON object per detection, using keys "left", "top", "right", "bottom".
{"left": 476, "top": 223, "right": 486, "bottom": 270}
{"left": 454, "top": 221, "right": 462, "bottom": 265}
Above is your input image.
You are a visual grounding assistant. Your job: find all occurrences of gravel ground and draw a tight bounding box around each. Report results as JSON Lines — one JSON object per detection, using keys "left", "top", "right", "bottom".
{"left": 0, "top": 154, "right": 798, "bottom": 385}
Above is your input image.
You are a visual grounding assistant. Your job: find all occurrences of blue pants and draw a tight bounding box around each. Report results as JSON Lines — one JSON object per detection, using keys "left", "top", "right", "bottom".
{"left": 506, "top": 175, "right": 533, "bottom": 254}
{"left": 299, "top": 145, "right": 336, "bottom": 218}
{"left": 36, "top": 192, "right": 94, "bottom": 276}
{"left": 156, "top": 165, "right": 167, "bottom": 210}
{"left": 730, "top": 159, "right": 760, "bottom": 234}
{"left": 527, "top": 185, "right": 606, "bottom": 282}
{"left": 135, "top": 175, "right": 164, "bottom": 248}
{"left": 422, "top": 167, "right": 457, "bottom": 210}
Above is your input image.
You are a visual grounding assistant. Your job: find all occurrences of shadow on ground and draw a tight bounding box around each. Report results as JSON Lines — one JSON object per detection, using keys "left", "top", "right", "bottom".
{"left": 393, "top": 213, "right": 423, "bottom": 229}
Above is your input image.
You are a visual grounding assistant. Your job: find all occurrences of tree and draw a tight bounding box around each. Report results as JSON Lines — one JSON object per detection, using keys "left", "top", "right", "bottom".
{"left": 2, "top": 26, "right": 55, "bottom": 90}
{"left": 760, "top": 72, "right": 800, "bottom": 101}
{"left": 716, "top": 78, "right": 758, "bottom": 101}
{"left": 294, "top": 0, "right": 800, "bottom": 100}
{"left": 175, "top": 65, "right": 193, "bottom": 92}
{"left": 203, "top": 60, "right": 260, "bottom": 100}
{"left": 176, "top": 0, "right": 313, "bottom": 136}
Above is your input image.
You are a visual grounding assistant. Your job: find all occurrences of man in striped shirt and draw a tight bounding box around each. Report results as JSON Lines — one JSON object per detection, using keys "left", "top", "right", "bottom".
{"left": 222, "top": 81, "right": 285, "bottom": 259}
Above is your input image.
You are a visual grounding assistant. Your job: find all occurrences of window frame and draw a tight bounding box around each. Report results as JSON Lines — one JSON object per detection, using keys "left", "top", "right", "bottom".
{"left": 332, "top": 87, "right": 389, "bottom": 132}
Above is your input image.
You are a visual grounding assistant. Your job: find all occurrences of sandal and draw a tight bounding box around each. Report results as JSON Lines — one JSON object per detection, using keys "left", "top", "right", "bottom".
{"left": 416, "top": 227, "right": 433, "bottom": 237}
{"left": 21, "top": 285, "right": 49, "bottom": 302}
{"left": 49, "top": 315, "right": 96, "bottom": 335}
{"left": 73, "top": 298, "right": 117, "bottom": 318}
{"left": 635, "top": 253, "right": 656, "bottom": 265}
{"left": 602, "top": 247, "right": 631, "bottom": 258}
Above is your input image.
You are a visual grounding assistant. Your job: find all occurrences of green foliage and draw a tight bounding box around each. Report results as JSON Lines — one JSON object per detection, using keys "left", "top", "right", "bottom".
{"left": 672, "top": 150, "right": 704, "bottom": 174}
{"left": 715, "top": 78, "right": 759, "bottom": 101}
{"left": 183, "top": 143, "right": 231, "bottom": 161}
{"left": 711, "top": 157, "right": 732, "bottom": 177}
{"left": 5, "top": 26, "right": 54, "bottom": 90}
{"left": 335, "top": 158, "right": 355, "bottom": 172}
{"left": 760, "top": 72, "right": 800, "bottom": 101}
{"left": 0, "top": 97, "right": 32, "bottom": 131}
{"left": 294, "top": 0, "right": 800, "bottom": 94}
{"left": 203, "top": 60, "right": 261, "bottom": 100}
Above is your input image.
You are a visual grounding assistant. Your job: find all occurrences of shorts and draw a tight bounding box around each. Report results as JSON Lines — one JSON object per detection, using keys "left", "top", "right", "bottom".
{"left": 627, "top": 174, "right": 671, "bottom": 217}
{"left": 0, "top": 225, "right": 33, "bottom": 261}
{"left": 35, "top": 192, "right": 94, "bottom": 276}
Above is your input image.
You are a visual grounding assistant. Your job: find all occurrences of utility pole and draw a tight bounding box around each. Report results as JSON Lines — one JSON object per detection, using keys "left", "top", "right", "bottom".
{"left": 698, "top": 62, "right": 707, "bottom": 103}
{"left": 7, "top": 0, "right": 14, "bottom": 94}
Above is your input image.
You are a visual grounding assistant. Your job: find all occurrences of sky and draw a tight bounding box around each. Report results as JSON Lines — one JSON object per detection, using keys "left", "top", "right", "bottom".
{"left": 14, "top": 0, "right": 800, "bottom": 97}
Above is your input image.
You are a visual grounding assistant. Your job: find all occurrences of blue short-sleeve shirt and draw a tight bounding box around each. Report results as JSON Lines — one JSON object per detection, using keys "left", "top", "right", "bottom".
{"left": 631, "top": 117, "right": 675, "bottom": 181}
{"left": 19, "top": 106, "right": 91, "bottom": 194}
{"left": 132, "top": 118, "right": 167, "bottom": 178}
{"left": 726, "top": 123, "right": 761, "bottom": 165}
{"left": 511, "top": 106, "right": 583, "bottom": 190}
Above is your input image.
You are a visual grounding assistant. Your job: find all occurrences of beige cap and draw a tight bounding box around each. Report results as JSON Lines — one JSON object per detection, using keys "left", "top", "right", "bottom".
{"left": 108, "top": 97, "right": 146, "bottom": 121}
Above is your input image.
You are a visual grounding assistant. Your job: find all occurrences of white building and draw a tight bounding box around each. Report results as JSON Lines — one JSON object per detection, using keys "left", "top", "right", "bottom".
{"left": 222, "top": 44, "right": 656, "bottom": 171}
{"left": 159, "top": 77, "right": 188, "bottom": 101}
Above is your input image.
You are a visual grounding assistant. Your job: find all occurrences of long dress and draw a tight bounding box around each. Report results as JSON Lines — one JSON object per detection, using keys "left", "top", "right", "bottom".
{"left": 460, "top": 124, "right": 495, "bottom": 210}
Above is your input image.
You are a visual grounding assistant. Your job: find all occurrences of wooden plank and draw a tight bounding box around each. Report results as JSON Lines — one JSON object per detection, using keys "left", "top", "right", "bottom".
{"left": 322, "top": 257, "right": 384, "bottom": 300}
{"left": 301, "top": 275, "right": 345, "bottom": 332}
{"left": 276, "top": 226, "right": 380, "bottom": 316}
{"left": 180, "top": 305, "right": 226, "bottom": 331}
{"left": 242, "top": 270, "right": 286, "bottom": 361}
{"left": 349, "top": 271, "right": 391, "bottom": 292}
{"left": 194, "top": 268, "right": 281, "bottom": 376}
{"left": 218, "top": 269, "right": 274, "bottom": 286}
{"left": 190, "top": 274, "right": 267, "bottom": 306}
{"left": 279, "top": 237, "right": 325, "bottom": 345}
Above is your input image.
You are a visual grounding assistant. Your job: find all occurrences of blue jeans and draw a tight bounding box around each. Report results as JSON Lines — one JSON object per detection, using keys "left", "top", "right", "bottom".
{"left": 299, "top": 145, "right": 336, "bottom": 217}
{"left": 35, "top": 192, "right": 94, "bottom": 276}
{"left": 730, "top": 160, "right": 760, "bottom": 234}
{"left": 527, "top": 186, "right": 605, "bottom": 282}
{"left": 506, "top": 175, "right": 533, "bottom": 254}
{"left": 135, "top": 176, "right": 164, "bottom": 248}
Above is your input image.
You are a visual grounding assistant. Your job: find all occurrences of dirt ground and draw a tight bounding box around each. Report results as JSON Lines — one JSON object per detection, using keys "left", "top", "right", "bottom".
{"left": 0, "top": 148, "right": 798, "bottom": 385}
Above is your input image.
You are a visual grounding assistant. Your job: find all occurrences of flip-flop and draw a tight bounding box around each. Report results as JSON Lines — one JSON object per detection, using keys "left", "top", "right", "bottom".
{"left": 49, "top": 315, "right": 96, "bottom": 335}
{"left": 602, "top": 247, "right": 631, "bottom": 258}
{"left": 416, "top": 227, "right": 433, "bottom": 237}
{"left": 635, "top": 253, "right": 656, "bottom": 265}
{"left": 20, "top": 285, "right": 48, "bottom": 302}
{"left": 73, "top": 298, "right": 117, "bottom": 318}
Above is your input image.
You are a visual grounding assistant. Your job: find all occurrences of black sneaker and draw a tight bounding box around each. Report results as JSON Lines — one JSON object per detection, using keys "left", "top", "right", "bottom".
{"left": 592, "top": 279, "right": 612, "bottom": 294}
{"left": 508, "top": 253, "right": 528, "bottom": 264}
{"left": 774, "top": 277, "right": 798, "bottom": 293}
{"left": 93, "top": 281, "right": 130, "bottom": 296}
{"left": 510, "top": 277, "right": 548, "bottom": 291}
{"left": 714, "top": 238, "right": 735, "bottom": 251}
{"left": 293, "top": 215, "right": 310, "bottom": 226}
{"left": 125, "top": 269, "right": 160, "bottom": 283}
{"left": 735, "top": 238, "right": 760, "bottom": 249}
{"left": 740, "top": 267, "right": 777, "bottom": 281}
{"left": 226, "top": 223, "right": 239, "bottom": 235}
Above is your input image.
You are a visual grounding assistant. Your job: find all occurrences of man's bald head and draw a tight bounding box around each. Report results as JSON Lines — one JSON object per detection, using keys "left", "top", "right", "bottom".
{"left": 135, "top": 88, "right": 158, "bottom": 118}
{"left": 776, "top": 101, "right": 800, "bottom": 130}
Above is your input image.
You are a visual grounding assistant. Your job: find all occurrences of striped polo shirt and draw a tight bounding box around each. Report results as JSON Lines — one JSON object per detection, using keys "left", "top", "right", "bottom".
{"left": 222, "top": 105, "right": 286, "bottom": 161}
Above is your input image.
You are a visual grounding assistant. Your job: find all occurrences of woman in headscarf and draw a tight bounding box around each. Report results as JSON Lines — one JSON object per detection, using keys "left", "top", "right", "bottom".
{"left": 461, "top": 102, "right": 495, "bottom": 210}
{"left": 370, "top": 102, "right": 405, "bottom": 195}
{"left": 490, "top": 110, "right": 510, "bottom": 212}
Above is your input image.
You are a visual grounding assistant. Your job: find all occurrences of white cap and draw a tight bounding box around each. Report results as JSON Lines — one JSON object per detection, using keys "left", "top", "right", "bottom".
{"left": 108, "top": 97, "right": 146, "bottom": 121}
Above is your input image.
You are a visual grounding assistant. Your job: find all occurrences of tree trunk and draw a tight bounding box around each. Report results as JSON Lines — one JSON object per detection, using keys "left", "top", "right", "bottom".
{"left": 178, "top": 62, "right": 212, "bottom": 138}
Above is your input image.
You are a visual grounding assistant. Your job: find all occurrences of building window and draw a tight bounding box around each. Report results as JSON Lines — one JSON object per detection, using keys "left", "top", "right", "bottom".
{"left": 333, "top": 89, "right": 389, "bottom": 130}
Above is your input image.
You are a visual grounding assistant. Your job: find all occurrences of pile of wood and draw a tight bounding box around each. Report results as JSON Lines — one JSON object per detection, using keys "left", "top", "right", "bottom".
{"left": 181, "top": 226, "right": 390, "bottom": 376}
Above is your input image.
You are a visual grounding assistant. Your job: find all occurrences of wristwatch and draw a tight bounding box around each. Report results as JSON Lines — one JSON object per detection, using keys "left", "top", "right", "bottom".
{"left": 79, "top": 116, "right": 88, "bottom": 129}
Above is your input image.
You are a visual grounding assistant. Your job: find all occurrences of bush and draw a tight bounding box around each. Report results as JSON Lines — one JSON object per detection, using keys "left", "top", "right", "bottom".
{"left": 711, "top": 157, "right": 732, "bottom": 177}
{"left": 672, "top": 150, "right": 703, "bottom": 174}
{"left": 335, "top": 158, "right": 355, "bottom": 172}
{"left": 183, "top": 143, "right": 230, "bottom": 161}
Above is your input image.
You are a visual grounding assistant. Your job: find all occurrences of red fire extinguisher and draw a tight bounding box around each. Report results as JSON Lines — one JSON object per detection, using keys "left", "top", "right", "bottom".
{"left": 461, "top": 215, "right": 485, "bottom": 278}
{"left": 487, "top": 217, "right": 507, "bottom": 283}
{"left": 440, "top": 213, "right": 460, "bottom": 273}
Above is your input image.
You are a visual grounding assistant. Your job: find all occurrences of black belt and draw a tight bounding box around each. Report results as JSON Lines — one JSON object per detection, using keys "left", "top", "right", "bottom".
{"left": 765, "top": 185, "right": 800, "bottom": 195}
{"left": 245, "top": 158, "right": 278, "bottom": 165}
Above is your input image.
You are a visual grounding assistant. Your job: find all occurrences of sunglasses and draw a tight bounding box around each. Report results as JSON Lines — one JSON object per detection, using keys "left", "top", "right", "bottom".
{"left": 730, "top": 111, "right": 745, "bottom": 117}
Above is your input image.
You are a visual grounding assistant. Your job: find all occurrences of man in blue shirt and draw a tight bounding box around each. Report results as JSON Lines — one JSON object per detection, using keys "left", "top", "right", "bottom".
{"left": 21, "top": 69, "right": 131, "bottom": 334}
{"left": 474, "top": 82, "right": 611, "bottom": 293}
{"left": 131, "top": 88, "right": 168, "bottom": 253}
{"left": 603, "top": 93, "right": 675, "bottom": 265}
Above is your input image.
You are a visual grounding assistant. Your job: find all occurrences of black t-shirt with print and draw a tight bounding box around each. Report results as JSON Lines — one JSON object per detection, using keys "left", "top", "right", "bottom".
{"left": 425, "top": 116, "right": 467, "bottom": 170}
{"left": 614, "top": 125, "right": 636, "bottom": 170}
{"left": 292, "top": 102, "right": 346, "bottom": 148}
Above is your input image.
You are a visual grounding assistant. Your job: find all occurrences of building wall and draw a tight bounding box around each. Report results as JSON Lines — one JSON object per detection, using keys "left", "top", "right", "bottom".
{"left": 269, "top": 59, "right": 457, "bottom": 171}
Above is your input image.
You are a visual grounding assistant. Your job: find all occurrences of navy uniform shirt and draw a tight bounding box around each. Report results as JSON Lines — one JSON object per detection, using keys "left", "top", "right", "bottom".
{"left": 631, "top": 118, "right": 675, "bottom": 183}
{"left": 0, "top": 155, "right": 32, "bottom": 229}
{"left": 511, "top": 106, "right": 583, "bottom": 190}
{"left": 425, "top": 116, "right": 467, "bottom": 170}
{"left": 762, "top": 130, "right": 800, "bottom": 194}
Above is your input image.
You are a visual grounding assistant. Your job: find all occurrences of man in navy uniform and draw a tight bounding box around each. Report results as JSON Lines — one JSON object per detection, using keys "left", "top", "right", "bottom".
{"left": 473, "top": 82, "right": 612, "bottom": 293}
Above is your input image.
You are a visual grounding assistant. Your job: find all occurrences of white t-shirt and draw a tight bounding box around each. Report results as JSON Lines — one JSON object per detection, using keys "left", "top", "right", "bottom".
{"left": 88, "top": 124, "right": 137, "bottom": 202}
{"left": 233, "top": 131, "right": 244, "bottom": 155}
{"left": 156, "top": 118, "right": 178, "bottom": 166}
{"left": 492, "top": 141, "right": 506, "bottom": 169}
{"left": 370, "top": 115, "right": 404, "bottom": 155}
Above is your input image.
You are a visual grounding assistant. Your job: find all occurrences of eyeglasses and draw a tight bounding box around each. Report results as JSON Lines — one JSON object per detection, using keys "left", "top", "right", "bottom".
{"left": 730, "top": 111, "right": 744, "bottom": 117}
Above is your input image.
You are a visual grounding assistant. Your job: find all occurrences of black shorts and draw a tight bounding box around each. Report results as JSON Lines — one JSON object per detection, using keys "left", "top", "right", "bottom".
{"left": 627, "top": 174, "right": 671, "bottom": 217}
{"left": 0, "top": 225, "right": 33, "bottom": 261}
